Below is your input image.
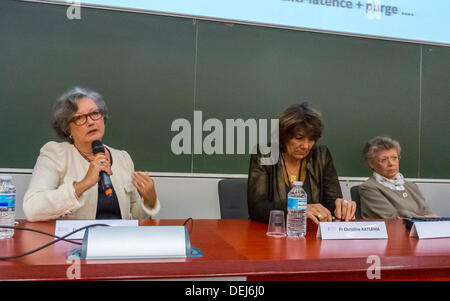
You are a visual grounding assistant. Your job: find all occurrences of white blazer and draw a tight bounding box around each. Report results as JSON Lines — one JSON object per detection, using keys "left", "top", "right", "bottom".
{"left": 23, "top": 141, "right": 160, "bottom": 222}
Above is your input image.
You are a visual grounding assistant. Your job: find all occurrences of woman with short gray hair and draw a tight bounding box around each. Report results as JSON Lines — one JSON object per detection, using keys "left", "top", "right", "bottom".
{"left": 359, "top": 136, "right": 437, "bottom": 219}
{"left": 23, "top": 87, "right": 160, "bottom": 221}
{"left": 52, "top": 86, "right": 110, "bottom": 143}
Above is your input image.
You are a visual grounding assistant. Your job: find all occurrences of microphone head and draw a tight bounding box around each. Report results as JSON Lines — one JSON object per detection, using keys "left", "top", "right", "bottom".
{"left": 91, "top": 140, "right": 105, "bottom": 155}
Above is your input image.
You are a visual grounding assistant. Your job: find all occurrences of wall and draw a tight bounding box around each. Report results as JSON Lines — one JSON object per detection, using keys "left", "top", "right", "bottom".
{"left": 1, "top": 0, "right": 449, "bottom": 178}
{"left": 2, "top": 170, "right": 449, "bottom": 220}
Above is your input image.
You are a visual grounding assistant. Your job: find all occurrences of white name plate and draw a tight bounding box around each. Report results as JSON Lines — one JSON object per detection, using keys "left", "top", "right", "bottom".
{"left": 317, "top": 221, "right": 388, "bottom": 240}
{"left": 55, "top": 219, "right": 138, "bottom": 240}
{"left": 410, "top": 221, "right": 450, "bottom": 239}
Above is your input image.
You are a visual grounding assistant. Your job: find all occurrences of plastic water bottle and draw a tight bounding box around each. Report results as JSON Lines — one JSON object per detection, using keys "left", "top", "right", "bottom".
{"left": 0, "top": 175, "right": 16, "bottom": 239}
{"left": 287, "top": 181, "right": 307, "bottom": 237}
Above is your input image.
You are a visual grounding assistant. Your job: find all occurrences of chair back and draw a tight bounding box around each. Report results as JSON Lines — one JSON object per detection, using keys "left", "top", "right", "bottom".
{"left": 350, "top": 185, "right": 362, "bottom": 219}
{"left": 218, "top": 178, "right": 249, "bottom": 219}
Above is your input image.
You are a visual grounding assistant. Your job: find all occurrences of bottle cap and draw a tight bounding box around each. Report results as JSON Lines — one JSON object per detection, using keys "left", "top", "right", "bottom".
{"left": 293, "top": 181, "right": 303, "bottom": 186}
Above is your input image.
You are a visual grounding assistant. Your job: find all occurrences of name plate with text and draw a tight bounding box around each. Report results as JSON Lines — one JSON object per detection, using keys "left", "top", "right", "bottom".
{"left": 55, "top": 219, "right": 138, "bottom": 240}
{"left": 410, "top": 221, "right": 450, "bottom": 239}
{"left": 317, "top": 221, "right": 388, "bottom": 240}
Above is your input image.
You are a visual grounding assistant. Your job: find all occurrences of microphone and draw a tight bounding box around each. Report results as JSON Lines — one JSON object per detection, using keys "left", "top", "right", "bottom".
{"left": 92, "top": 140, "right": 113, "bottom": 197}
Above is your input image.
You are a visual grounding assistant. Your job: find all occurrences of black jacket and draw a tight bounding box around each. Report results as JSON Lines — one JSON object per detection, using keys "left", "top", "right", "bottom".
{"left": 247, "top": 145, "right": 343, "bottom": 223}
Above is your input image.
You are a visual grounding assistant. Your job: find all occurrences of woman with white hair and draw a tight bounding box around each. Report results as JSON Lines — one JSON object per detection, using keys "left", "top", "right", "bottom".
{"left": 23, "top": 87, "right": 160, "bottom": 221}
{"left": 360, "top": 136, "right": 437, "bottom": 219}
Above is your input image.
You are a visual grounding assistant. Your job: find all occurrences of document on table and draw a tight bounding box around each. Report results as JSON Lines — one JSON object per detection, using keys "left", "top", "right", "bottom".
{"left": 55, "top": 219, "right": 138, "bottom": 240}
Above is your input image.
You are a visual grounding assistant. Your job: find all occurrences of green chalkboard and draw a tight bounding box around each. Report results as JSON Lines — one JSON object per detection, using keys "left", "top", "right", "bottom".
{"left": 1, "top": 0, "right": 195, "bottom": 173}
{"left": 0, "top": 0, "right": 449, "bottom": 178}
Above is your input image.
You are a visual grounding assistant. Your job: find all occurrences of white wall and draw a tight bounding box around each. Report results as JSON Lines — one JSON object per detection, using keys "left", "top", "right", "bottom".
{"left": 1, "top": 169, "right": 449, "bottom": 220}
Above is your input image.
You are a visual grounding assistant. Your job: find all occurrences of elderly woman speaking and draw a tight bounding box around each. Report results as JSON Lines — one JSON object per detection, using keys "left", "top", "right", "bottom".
{"left": 247, "top": 102, "right": 357, "bottom": 224}
{"left": 360, "top": 136, "right": 436, "bottom": 219}
{"left": 23, "top": 87, "right": 160, "bottom": 221}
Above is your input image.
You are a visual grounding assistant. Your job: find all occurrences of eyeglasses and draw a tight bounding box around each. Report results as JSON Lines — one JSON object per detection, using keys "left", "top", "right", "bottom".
{"left": 71, "top": 109, "right": 103, "bottom": 126}
{"left": 377, "top": 156, "right": 401, "bottom": 164}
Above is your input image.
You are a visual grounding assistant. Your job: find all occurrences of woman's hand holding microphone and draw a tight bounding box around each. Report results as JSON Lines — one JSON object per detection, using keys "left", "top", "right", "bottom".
{"left": 73, "top": 153, "right": 112, "bottom": 198}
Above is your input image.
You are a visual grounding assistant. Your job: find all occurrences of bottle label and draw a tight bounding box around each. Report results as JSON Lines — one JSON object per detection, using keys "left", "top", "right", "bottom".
{"left": 0, "top": 194, "right": 15, "bottom": 207}
{"left": 287, "top": 197, "right": 307, "bottom": 210}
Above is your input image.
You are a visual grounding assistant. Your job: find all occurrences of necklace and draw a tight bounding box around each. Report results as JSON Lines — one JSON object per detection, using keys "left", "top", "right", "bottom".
{"left": 281, "top": 153, "right": 306, "bottom": 187}
{"left": 284, "top": 161, "right": 299, "bottom": 181}
{"left": 73, "top": 144, "right": 93, "bottom": 162}
{"left": 74, "top": 144, "right": 111, "bottom": 164}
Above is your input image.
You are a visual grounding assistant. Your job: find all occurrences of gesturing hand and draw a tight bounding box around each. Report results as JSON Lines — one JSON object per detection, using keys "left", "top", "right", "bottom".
{"left": 73, "top": 153, "right": 112, "bottom": 197}
{"left": 132, "top": 171, "right": 157, "bottom": 209}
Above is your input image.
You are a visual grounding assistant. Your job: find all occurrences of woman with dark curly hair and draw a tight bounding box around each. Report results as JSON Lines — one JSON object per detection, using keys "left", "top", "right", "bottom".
{"left": 247, "top": 102, "right": 356, "bottom": 224}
